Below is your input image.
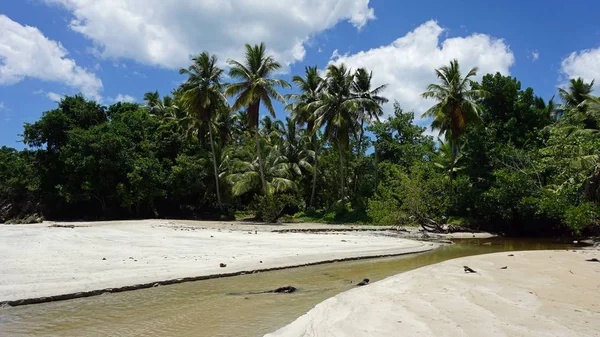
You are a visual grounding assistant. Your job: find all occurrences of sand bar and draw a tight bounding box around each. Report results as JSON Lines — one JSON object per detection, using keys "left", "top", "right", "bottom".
{"left": 0, "top": 220, "right": 435, "bottom": 303}
{"left": 267, "top": 250, "right": 600, "bottom": 337}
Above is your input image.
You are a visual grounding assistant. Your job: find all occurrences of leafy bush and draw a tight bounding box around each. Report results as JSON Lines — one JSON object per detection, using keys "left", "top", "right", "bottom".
{"left": 253, "top": 193, "right": 304, "bottom": 223}
{"left": 564, "top": 202, "right": 600, "bottom": 235}
{"left": 367, "top": 189, "right": 404, "bottom": 226}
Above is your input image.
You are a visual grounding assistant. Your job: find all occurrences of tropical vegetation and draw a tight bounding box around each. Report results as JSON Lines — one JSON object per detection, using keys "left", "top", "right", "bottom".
{"left": 1, "top": 44, "right": 598, "bottom": 236}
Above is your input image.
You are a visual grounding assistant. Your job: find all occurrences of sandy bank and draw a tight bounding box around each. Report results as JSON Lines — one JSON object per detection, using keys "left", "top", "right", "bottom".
{"left": 0, "top": 220, "right": 435, "bottom": 305}
{"left": 267, "top": 250, "right": 600, "bottom": 337}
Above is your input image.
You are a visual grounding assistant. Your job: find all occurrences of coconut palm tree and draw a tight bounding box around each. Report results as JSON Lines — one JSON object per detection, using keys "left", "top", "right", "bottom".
{"left": 225, "top": 43, "right": 291, "bottom": 195}
{"left": 351, "top": 68, "right": 388, "bottom": 156}
{"left": 312, "top": 64, "right": 358, "bottom": 202}
{"left": 281, "top": 117, "right": 314, "bottom": 180}
{"left": 179, "top": 52, "right": 228, "bottom": 207}
{"left": 422, "top": 59, "right": 487, "bottom": 198}
{"left": 350, "top": 68, "right": 388, "bottom": 195}
{"left": 285, "top": 66, "right": 323, "bottom": 208}
{"left": 227, "top": 143, "right": 296, "bottom": 197}
{"left": 260, "top": 115, "right": 285, "bottom": 144}
{"left": 559, "top": 78, "right": 595, "bottom": 110}
{"left": 144, "top": 91, "right": 180, "bottom": 122}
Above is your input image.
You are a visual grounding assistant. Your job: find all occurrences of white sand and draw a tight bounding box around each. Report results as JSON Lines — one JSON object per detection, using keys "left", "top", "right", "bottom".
{"left": 267, "top": 250, "right": 600, "bottom": 337}
{"left": 0, "top": 220, "right": 434, "bottom": 302}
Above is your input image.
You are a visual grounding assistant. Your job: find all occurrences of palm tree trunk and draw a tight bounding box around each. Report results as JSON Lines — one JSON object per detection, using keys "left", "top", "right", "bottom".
{"left": 353, "top": 118, "right": 365, "bottom": 196}
{"left": 208, "top": 128, "right": 222, "bottom": 208}
{"left": 337, "top": 141, "right": 345, "bottom": 202}
{"left": 449, "top": 138, "right": 455, "bottom": 203}
{"left": 255, "top": 128, "right": 268, "bottom": 195}
{"left": 309, "top": 136, "right": 318, "bottom": 209}
{"left": 374, "top": 143, "right": 379, "bottom": 192}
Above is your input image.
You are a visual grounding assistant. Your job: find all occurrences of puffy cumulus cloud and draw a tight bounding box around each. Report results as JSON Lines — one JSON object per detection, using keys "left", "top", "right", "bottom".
{"left": 0, "top": 15, "right": 103, "bottom": 100}
{"left": 113, "top": 94, "right": 136, "bottom": 103}
{"left": 44, "top": 0, "right": 375, "bottom": 69}
{"left": 329, "top": 20, "right": 515, "bottom": 127}
{"left": 560, "top": 47, "right": 600, "bottom": 94}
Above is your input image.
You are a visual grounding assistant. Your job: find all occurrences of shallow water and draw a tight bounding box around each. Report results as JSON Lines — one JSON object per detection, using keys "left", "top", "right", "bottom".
{"left": 0, "top": 238, "right": 581, "bottom": 337}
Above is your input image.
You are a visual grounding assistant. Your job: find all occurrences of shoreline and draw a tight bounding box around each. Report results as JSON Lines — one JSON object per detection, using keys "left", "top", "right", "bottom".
{"left": 0, "top": 220, "right": 438, "bottom": 306}
{"left": 267, "top": 250, "right": 600, "bottom": 337}
{"left": 1, "top": 248, "right": 434, "bottom": 307}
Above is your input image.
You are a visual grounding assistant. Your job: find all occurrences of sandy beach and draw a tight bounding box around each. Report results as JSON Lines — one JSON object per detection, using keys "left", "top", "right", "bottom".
{"left": 0, "top": 220, "right": 435, "bottom": 304}
{"left": 267, "top": 250, "right": 600, "bottom": 337}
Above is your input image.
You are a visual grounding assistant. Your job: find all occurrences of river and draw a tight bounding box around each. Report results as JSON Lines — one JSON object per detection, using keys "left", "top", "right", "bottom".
{"left": 0, "top": 237, "right": 581, "bottom": 337}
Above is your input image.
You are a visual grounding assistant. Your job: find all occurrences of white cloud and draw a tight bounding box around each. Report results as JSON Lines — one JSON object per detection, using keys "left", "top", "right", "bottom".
{"left": 531, "top": 51, "right": 540, "bottom": 61}
{"left": 43, "top": 0, "right": 375, "bottom": 70}
{"left": 113, "top": 94, "right": 135, "bottom": 103}
{"left": 329, "top": 20, "right": 515, "bottom": 127}
{"left": 0, "top": 14, "right": 103, "bottom": 100}
{"left": 46, "top": 92, "right": 63, "bottom": 102}
{"left": 560, "top": 47, "right": 600, "bottom": 94}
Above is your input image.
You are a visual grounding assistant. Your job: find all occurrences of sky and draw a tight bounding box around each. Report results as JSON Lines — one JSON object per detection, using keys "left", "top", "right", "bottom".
{"left": 1, "top": 0, "right": 599, "bottom": 148}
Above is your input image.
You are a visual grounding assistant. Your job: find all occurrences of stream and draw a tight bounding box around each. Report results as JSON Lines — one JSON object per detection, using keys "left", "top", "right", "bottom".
{"left": 0, "top": 237, "right": 582, "bottom": 337}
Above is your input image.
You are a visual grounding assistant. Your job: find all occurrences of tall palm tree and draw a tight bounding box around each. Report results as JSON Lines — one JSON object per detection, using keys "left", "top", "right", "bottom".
{"left": 286, "top": 66, "right": 323, "bottom": 208}
{"left": 422, "top": 59, "right": 487, "bottom": 198}
{"left": 351, "top": 68, "right": 388, "bottom": 156}
{"left": 225, "top": 43, "right": 291, "bottom": 195}
{"left": 559, "top": 78, "right": 595, "bottom": 110}
{"left": 179, "top": 52, "right": 228, "bottom": 207}
{"left": 350, "top": 68, "right": 388, "bottom": 196}
{"left": 312, "top": 64, "right": 357, "bottom": 202}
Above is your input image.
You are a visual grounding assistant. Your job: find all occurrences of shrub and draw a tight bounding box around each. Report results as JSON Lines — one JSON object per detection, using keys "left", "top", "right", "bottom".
{"left": 564, "top": 202, "right": 600, "bottom": 235}
{"left": 253, "top": 193, "right": 304, "bottom": 223}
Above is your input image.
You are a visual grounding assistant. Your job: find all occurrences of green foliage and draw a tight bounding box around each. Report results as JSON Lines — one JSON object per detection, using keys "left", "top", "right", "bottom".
{"left": 252, "top": 193, "right": 304, "bottom": 223}
{"left": 564, "top": 203, "right": 600, "bottom": 235}
{"left": 2, "top": 51, "right": 598, "bottom": 238}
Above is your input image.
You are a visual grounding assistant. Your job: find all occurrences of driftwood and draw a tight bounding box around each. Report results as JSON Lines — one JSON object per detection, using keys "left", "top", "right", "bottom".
{"left": 419, "top": 217, "right": 474, "bottom": 234}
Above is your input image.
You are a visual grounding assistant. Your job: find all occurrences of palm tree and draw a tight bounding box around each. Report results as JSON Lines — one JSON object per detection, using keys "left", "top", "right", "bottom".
{"left": 144, "top": 91, "right": 180, "bottom": 122}
{"left": 559, "top": 78, "right": 595, "bottom": 110}
{"left": 143, "top": 91, "right": 160, "bottom": 108}
{"left": 351, "top": 68, "right": 388, "bottom": 156}
{"left": 227, "top": 143, "right": 296, "bottom": 197}
{"left": 225, "top": 43, "right": 291, "bottom": 195}
{"left": 312, "top": 64, "right": 357, "bottom": 202}
{"left": 260, "top": 115, "right": 285, "bottom": 144}
{"left": 179, "top": 52, "right": 228, "bottom": 207}
{"left": 422, "top": 59, "right": 487, "bottom": 198}
{"left": 434, "top": 138, "right": 465, "bottom": 175}
{"left": 286, "top": 66, "right": 323, "bottom": 208}
{"left": 281, "top": 117, "right": 314, "bottom": 179}
{"left": 350, "top": 68, "right": 388, "bottom": 195}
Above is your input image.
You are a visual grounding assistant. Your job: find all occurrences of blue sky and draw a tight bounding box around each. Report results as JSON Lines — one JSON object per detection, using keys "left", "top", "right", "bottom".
{"left": 1, "top": 0, "right": 599, "bottom": 148}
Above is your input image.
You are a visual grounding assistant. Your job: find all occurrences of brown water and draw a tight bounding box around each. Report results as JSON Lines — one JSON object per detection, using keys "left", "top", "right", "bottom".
{"left": 0, "top": 238, "right": 581, "bottom": 337}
